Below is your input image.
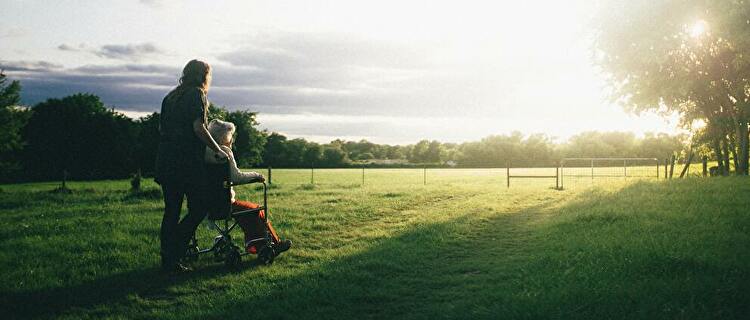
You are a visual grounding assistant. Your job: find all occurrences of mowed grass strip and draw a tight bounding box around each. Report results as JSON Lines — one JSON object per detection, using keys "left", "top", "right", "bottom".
{"left": 0, "top": 175, "right": 748, "bottom": 319}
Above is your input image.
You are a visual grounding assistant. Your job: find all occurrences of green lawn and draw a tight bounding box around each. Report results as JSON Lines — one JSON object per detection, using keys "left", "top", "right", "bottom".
{"left": 0, "top": 171, "right": 748, "bottom": 319}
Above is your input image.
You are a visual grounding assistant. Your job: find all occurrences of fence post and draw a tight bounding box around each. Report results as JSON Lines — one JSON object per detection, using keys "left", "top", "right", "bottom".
{"left": 267, "top": 166, "right": 272, "bottom": 185}
{"left": 656, "top": 159, "right": 660, "bottom": 179}
{"left": 311, "top": 164, "right": 314, "bottom": 184}
{"left": 560, "top": 159, "right": 564, "bottom": 189}
{"left": 423, "top": 165, "right": 427, "bottom": 185}
{"left": 591, "top": 159, "right": 594, "bottom": 182}
{"left": 555, "top": 164, "right": 559, "bottom": 190}
{"left": 679, "top": 152, "right": 693, "bottom": 178}
{"left": 664, "top": 158, "right": 669, "bottom": 179}
{"left": 623, "top": 159, "right": 627, "bottom": 178}
{"left": 362, "top": 165, "right": 365, "bottom": 186}
{"left": 669, "top": 155, "right": 676, "bottom": 179}
{"left": 131, "top": 169, "right": 142, "bottom": 192}
{"left": 506, "top": 161, "right": 510, "bottom": 188}
{"left": 62, "top": 169, "right": 68, "bottom": 190}
{"left": 702, "top": 156, "right": 708, "bottom": 177}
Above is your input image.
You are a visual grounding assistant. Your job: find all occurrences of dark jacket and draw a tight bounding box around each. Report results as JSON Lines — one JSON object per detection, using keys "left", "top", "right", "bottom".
{"left": 155, "top": 87, "right": 208, "bottom": 185}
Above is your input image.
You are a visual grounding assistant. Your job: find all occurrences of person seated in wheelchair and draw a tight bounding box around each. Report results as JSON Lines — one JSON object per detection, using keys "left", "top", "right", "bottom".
{"left": 205, "top": 119, "right": 292, "bottom": 256}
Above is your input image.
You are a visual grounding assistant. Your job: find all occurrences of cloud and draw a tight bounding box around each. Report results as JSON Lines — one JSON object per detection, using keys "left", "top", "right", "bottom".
{"left": 8, "top": 31, "right": 515, "bottom": 119}
{"left": 0, "top": 60, "right": 63, "bottom": 72}
{"left": 2, "top": 30, "right": 587, "bottom": 143}
{"left": 0, "top": 27, "right": 27, "bottom": 39}
{"left": 218, "top": 32, "right": 433, "bottom": 70}
{"left": 4, "top": 29, "right": 528, "bottom": 119}
{"left": 203, "top": 31, "right": 465, "bottom": 116}
{"left": 255, "top": 113, "right": 553, "bottom": 145}
{"left": 215, "top": 31, "right": 435, "bottom": 91}
{"left": 2, "top": 60, "right": 176, "bottom": 110}
{"left": 74, "top": 63, "right": 178, "bottom": 75}
{"left": 57, "top": 44, "right": 78, "bottom": 51}
{"left": 138, "top": 0, "right": 160, "bottom": 7}
{"left": 58, "top": 42, "right": 165, "bottom": 61}
{"left": 94, "top": 43, "right": 163, "bottom": 61}
{"left": 205, "top": 30, "right": 565, "bottom": 119}
{"left": 56, "top": 43, "right": 89, "bottom": 52}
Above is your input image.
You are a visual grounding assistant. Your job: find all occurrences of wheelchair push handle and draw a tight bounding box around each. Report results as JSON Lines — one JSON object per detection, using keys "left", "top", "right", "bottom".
{"left": 227, "top": 180, "right": 267, "bottom": 206}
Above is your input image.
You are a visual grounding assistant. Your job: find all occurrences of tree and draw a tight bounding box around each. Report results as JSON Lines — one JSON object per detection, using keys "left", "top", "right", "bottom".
{"left": 595, "top": 0, "right": 750, "bottom": 174}
{"left": 425, "top": 140, "right": 443, "bottom": 163}
{"left": 385, "top": 145, "right": 405, "bottom": 160}
{"left": 409, "top": 140, "right": 430, "bottom": 163}
{"left": 226, "top": 110, "right": 265, "bottom": 167}
{"left": 454, "top": 131, "right": 561, "bottom": 167}
{"left": 458, "top": 132, "right": 526, "bottom": 167}
{"left": 357, "top": 152, "right": 375, "bottom": 161}
{"left": 284, "top": 138, "right": 308, "bottom": 167}
{"left": 262, "top": 132, "right": 288, "bottom": 167}
{"left": 0, "top": 71, "right": 29, "bottom": 180}
{"left": 371, "top": 144, "right": 388, "bottom": 159}
{"left": 341, "top": 139, "right": 378, "bottom": 160}
{"left": 134, "top": 112, "right": 160, "bottom": 175}
{"left": 23, "top": 94, "right": 137, "bottom": 180}
{"left": 523, "top": 134, "right": 557, "bottom": 163}
{"left": 302, "top": 142, "right": 323, "bottom": 166}
{"left": 563, "top": 132, "right": 630, "bottom": 158}
{"left": 321, "top": 144, "right": 350, "bottom": 167}
{"left": 207, "top": 103, "right": 228, "bottom": 121}
{"left": 442, "top": 143, "right": 462, "bottom": 163}
{"left": 637, "top": 132, "right": 686, "bottom": 159}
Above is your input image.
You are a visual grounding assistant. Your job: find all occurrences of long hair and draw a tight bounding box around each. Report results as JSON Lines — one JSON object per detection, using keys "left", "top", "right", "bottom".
{"left": 168, "top": 60, "right": 211, "bottom": 100}
{"left": 179, "top": 59, "right": 211, "bottom": 92}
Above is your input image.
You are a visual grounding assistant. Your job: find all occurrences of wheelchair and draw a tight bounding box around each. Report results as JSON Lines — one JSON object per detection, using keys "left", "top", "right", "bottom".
{"left": 184, "top": 163, "right": 277, "bottom": 269}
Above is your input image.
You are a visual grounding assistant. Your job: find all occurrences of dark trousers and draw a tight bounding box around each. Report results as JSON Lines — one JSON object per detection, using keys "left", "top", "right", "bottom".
{"left": 160, "top": 182, "right": 208, "bottom": 268}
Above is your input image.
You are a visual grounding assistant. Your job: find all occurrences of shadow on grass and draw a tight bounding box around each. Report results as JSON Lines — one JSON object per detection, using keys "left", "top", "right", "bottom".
{"left": 190, "top": 200, "right": 559, "bottom": 319}
{"left": 122, "top": 187, "right": 162, "bottom": 201}
{"left": 0, "top": 188, "right": 128, "bottom": 211}
{"left": 1, "top": 189, "right": 551, "bottom": 319}
{"left": 197, "top": 180, "right": 749, "bottom": 319}
{"left": 1, "top": 258, "right": 263, "bottom": 319}
{"left": 4, "top": 179, "right": 750, "bottom": 319}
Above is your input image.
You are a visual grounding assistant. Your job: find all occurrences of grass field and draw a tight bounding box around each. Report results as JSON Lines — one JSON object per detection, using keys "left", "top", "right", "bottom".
{"left": 1, "top": 169, "right": 748, "bottom": 319}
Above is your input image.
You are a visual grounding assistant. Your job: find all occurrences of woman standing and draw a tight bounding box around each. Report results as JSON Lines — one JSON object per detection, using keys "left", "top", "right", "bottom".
{"left": 155, "top": 60, "right": 227, "bottom": 273}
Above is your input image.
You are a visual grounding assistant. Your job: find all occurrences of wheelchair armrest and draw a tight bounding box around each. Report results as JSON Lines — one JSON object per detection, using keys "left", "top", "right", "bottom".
{"left": 225, "top": 182, "right": 268, "bottom": 218}
{"left": 231, "top": 207, "right": 264, "bottom": 218}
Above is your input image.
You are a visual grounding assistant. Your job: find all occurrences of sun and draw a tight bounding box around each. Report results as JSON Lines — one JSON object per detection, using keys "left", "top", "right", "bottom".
{"left": 689, "top": 20, "right": 708, "bottom": 38}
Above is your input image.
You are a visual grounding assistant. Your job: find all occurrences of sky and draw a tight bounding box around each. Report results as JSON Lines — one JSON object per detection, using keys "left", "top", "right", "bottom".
{"left": 0, "top": 0, "right": 680, "bottom": 145}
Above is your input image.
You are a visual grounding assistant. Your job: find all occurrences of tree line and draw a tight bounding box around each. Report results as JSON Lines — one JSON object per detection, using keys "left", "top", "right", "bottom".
{"left": 1, "top": 73, "right": 688, "bottom": 182}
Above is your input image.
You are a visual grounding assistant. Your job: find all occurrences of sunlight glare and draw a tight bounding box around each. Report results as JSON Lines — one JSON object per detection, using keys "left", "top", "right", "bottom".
{"left": 691, "top": 119, "right": 707, "bottom": 130}
{"left": 689, "top": 20, "right": 708, "bottom": 38}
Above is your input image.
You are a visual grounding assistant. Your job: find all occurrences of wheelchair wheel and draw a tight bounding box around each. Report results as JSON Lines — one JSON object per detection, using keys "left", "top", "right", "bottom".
{"left": 257, "top": 245, "right": 275, "bottom": 265}
{"left": 213, "top": 236, "right": 228, "bottom": 262}
{"left": 225, "top": 248, "right": 241, "bottom": 269}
